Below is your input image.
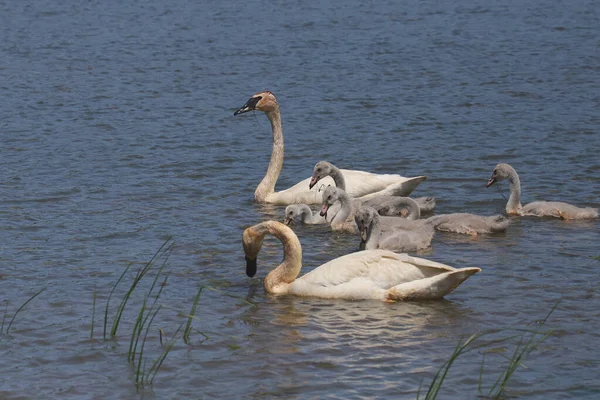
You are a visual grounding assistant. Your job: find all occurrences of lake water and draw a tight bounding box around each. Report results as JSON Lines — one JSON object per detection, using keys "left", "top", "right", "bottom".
{"left": 1, "top": 0, "right": 599, "bottom": 398}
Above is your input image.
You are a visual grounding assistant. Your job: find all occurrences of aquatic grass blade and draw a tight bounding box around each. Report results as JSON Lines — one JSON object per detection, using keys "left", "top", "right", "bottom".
{"left": 135, "top": 305, "right": 161, "bottom": 387}
{"left": 111, "top": 238, "right": 173, "bottom": 338}
{"left": 6, "top": 288, "right": 46, "bottom": 335}
{"left": 147, "top": 323, "right": 184, "bottom": 385}
{"left": 183, "top": 286, "right": 204, "bottom": 344}
{"left": 104, "top": 263, "right": 132, "bottom": 339}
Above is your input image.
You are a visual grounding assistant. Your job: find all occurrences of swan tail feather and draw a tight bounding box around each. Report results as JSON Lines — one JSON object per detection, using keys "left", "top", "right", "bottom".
{"left": 381, "top": 176, "right": 428, "bottom": 197}
{"left": 384, "top": 267, "right": 481, "bottom": 301}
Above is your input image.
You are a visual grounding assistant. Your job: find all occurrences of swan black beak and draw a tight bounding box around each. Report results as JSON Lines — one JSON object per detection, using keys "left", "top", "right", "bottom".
{"left": 234, "top": 96, "right": 262, "bottom": 116}
{"left": 486, "top": 175, "right": 497, "bottom": 188}
{"left": 283, "top": 217, "right": 293, "bottom": 226}
{"left": 245, "top": 256, "right": 257, "bottom": 277}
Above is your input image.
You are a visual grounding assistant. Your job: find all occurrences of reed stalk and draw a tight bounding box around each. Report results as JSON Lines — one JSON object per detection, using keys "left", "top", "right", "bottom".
{"left": 5, "top": 288, "right": 46, "bottom": 335}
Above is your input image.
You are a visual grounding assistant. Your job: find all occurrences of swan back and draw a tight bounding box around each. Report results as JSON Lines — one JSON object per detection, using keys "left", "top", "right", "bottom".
{"left": 428, "top": 213, "right": 509, "bottom": 235}
{"left": 356, "top": 206, "right": 434, "bottom": 251}
{"left": 361, "top": 196, "right": 422, "bottom": 219}
{"left": 521, "top": 201, "right": 599, "bottom": 219}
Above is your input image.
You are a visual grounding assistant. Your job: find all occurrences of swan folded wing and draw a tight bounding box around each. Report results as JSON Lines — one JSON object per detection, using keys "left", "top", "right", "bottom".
{"left": 297, "top": 250, "right": 456, "bottom": 290}
{"left": 386, "top": 268, "right": 481, "bottom": 301}
{"left": 521, "top": 201, "right": 598, "bottom": 219}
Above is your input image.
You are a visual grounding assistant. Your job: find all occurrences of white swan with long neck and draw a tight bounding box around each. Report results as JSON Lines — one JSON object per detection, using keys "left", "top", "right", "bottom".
{"left": 234, "top": 92, "right": 427, "bottom": 205}
{"left": 243, "top": 221, "right": 480, "bottom": 301}
{"left": 486, "top": 163, "right": 598, "bottom": 220}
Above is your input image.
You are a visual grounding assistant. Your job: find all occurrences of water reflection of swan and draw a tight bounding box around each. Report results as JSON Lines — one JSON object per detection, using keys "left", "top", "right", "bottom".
{"left": 242, "top": 221, "right": 480, "bottom": 301}
{"left": 234, "top": 91, "right": 426, "bottom": 205}
{"left": 487, "top": 163, "right": 598, "bottom": 219}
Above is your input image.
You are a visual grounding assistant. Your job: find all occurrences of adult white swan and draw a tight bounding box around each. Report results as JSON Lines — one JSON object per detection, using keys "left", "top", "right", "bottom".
{"left": 234, "top": 91, "right": 427, "bottom": 205}
{"left": 242, "top": 220, "right": 480, "bottom": 301}
{"left": 486, "top": 163, "right": 598, "bottom": 219}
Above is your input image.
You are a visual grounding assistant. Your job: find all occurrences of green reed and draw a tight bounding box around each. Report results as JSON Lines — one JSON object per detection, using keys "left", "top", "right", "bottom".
{"left": 2, "top": 288, "right": 46, "bottom": 335}
{"left": 183, "top": 286, "right": 204, "bottom": 344}
{"left": 417, "top": 301, "right": 559, "bottom": 400}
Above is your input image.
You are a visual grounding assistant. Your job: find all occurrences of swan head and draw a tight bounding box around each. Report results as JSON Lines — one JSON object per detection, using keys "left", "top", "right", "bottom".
{"left": 284, "top": 204, "right": 308, "bottom": 225}
{"left": 354, "top": 206, "right": 378, "bottom": 241}
{"left": 234, "top": 91, "right": 279, "bottom": 115}
{"left": 309, "top": 161, "right": 334, "bottom": 189}
{"left": 242, "top": 226, "right": 265, "bottom": 277}
{"left": 486, "top": 163, "right": 511, "bottom": 187}
{"left": 319, "top": 186, "right": 342, "bottom": 218}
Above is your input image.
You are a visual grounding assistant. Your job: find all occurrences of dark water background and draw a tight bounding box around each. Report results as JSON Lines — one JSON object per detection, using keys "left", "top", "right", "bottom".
{"left": 1, "top": 0, "right": 599, "bottom": 398}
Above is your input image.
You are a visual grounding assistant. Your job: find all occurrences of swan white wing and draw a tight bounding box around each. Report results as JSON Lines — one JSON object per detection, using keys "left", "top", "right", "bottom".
{"left": 271, "top": 170, "right": 426, "bottom": 204}
{"left": 298, "top": 250, "right": 454, "bottom": 288}
{"left": 288, "top": 250, "right": 457, "bottom": 300}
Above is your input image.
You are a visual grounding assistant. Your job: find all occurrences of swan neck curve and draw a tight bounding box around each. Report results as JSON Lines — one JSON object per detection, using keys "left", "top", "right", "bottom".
{"left": 331, "top": 190, "right": 352, "bottom": 224}
{"left": 255, "top": 106, "right": 284, "bottom": 202}
{"left": 364, "top": 215, "right": 382, "bottom": 250}
{"left": 329, "top": 164, "right": 346, "bottom": 190}
{"left": 506, "top": 167, "right": 522, "bottom": 213}
{"left": 255, "top": 221, "right": 302, "bottom": 293}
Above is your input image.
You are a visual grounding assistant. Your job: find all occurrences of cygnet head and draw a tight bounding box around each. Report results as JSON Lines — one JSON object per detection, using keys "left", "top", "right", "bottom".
{"left": 309, "top": 161, "right": 334, "bottom": 189}
{"left": 320, "top": 186, "right": 342, "bottom": 218}
{"left": 234, "top": 91, "right": 279, "bottom": 115}
{"left": 284, "top": 204, "right": 309, "bottom": 226}
{"left": 486, "top": 163, "right": 513, "bottom": 187}
{"left": 354, "top": 207, "right": 378, "bottom": 241}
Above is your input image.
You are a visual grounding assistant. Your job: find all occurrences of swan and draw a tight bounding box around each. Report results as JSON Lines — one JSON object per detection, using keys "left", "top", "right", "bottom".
{"left": 486, "top": 163, "right": 598, "bottom": 219}
{"left": 234, "top": 91, "right": 427, "bottom": 205}
{"left": 242, "top": 220, "right": 481, "bottom": 301}
{"left": 373, "top": 197, "right": 509, "bottom": 235}
{"left": 284, "top": 204, "right": 327, "bottom": 225}
{"left": 310, "top": 160, "right": 427, "bottom": 200}
{"left": 355, "top": 206, "right": 435, "bottom": 252}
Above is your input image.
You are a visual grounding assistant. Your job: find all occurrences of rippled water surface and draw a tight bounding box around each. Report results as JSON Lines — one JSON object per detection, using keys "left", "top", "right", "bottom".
{"left": 1, "top": 0, "right": 599, "bottom": 398}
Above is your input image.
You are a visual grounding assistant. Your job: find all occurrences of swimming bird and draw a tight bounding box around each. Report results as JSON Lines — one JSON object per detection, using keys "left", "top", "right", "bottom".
{"left": 234, "top": 92, "right": 426, "bottom": 205}
{"left": 284, "top": 204, "right": 327, "bottom": 225}
{"left": 355, "top": 206, "right": 435, "bottom": 252}
{"left": 486, "top": 163, "right": 598, "bottom": 219}
{"left": 242, "top": 220, "right": 480, "bottom": 301}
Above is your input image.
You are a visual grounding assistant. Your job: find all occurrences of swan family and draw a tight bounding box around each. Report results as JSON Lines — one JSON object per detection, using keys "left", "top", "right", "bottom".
{"left": 235, "top": 91, "right": 598, "bottom": 302}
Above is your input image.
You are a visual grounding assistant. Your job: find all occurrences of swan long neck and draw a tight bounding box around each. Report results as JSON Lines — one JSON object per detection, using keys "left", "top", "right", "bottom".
{"left": 363, "top": 214, "right": 382, "bottom": 250}
{"left": 505, "top": 167, "right": 522, "bottom": 213}
{"left": 253, "top": 221, "right": 302, "bottom": 293}
{"left": 331, "top": 191, "right": 352, "bottom": 224}
{"left": 329, "top": 165, "right": 346, "bottom": 190}
{"left": 255, "top": 106, "right": 283, "bottom": 202}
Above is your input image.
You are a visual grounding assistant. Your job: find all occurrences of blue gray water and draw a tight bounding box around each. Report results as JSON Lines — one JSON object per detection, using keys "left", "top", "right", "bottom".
{"left": 1, "top": 0, "right": 599, "bottom": 398}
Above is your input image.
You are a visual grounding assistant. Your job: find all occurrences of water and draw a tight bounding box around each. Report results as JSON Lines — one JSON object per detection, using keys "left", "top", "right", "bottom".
{"left": 1, "top": 0, "right": 599, "bottom": 398}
